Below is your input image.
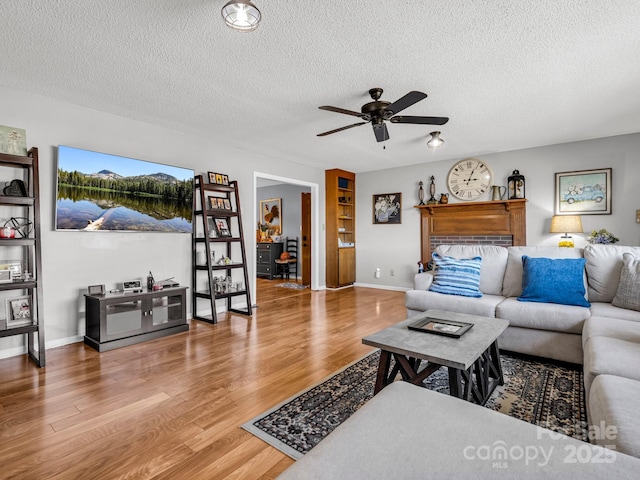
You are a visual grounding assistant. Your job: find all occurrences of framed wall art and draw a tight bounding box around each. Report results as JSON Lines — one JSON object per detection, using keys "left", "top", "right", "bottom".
{"left": 208, "top": 172, "right": 229, "bottom": 185}
{"left": 373, "top": 193, "right": 401, "bottom": 224}
{"left": 259, "top": 198, "right": 282, "bottom": 235}
{"left": 555, "top": 168, "right": 612, "bottom": 215}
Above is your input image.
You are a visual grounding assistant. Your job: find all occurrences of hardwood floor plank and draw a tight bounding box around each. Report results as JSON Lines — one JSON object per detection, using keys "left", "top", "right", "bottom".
{"left": 0, "top": 284, "right": 406, "bottom": 479}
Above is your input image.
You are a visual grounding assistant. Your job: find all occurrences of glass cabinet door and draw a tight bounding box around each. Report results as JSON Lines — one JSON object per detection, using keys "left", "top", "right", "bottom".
{"left": 104, "top": 301, "right": 143, "bottom": 340}
{"left": 148, "top": 293, "right": 185, "bottom": 331}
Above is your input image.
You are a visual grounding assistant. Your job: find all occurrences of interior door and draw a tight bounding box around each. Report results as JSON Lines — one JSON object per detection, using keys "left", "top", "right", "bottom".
{"left": 301, "top": 192, "right": 311, "bottom": 286}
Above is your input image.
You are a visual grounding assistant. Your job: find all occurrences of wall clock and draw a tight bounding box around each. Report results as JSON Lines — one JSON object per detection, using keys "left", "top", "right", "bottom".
{"left": 447, "top": 158, "right": 494, "bottom": 201}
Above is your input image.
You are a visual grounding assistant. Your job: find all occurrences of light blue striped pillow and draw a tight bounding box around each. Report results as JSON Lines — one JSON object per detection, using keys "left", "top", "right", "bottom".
{"left": 428, "top": 253, "right": 483, "bottom": 298}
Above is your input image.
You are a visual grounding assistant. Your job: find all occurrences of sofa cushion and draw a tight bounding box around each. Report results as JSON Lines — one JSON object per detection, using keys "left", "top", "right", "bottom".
{"left": 497, "top": 297, "right": 589, "bottom": 334}
{"left": 590, "top": 302, "right": 640, "bottom": 322}
{"left": 435, "top": 245, "right": 508, "bottom": 295}
{"left": 583, "top": 336, "right": 640, "bottom": 396}
{"left": 582, "top": 316, "right": 640, "bottom": 348}
{"left": 517, "top": 256, "right": 590, "bottom": 307}
{"left": 589, "top": 374, "right": 640, "bottom": 458}
{"left": 405, "top": 290, "right": 503, "bottom": 318}
{"left": 503, "top": 246, "right": 584, "bottom": 298}
{"left": 612, "top": 253, "right": 640, "bottom": 311}
{"left": 428, "top": 253, "right": 482, "bottom": 298}
{"left": 584, "top": 244, "right": 640, "bottom": 303}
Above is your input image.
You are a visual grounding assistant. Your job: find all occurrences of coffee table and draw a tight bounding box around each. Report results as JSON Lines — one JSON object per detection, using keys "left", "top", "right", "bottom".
{"left": 362, "top": 309, "right": 509, "bottom": 405}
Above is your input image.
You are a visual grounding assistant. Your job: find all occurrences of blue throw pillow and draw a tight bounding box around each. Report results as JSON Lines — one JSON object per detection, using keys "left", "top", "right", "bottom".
{"left": 428, "top": 253, "right": 483, "bottom": 298}
{"left": 517, "top": 256, "right": 590, "bottom": 307}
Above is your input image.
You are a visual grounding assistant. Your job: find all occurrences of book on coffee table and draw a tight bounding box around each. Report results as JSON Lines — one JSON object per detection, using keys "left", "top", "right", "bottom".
{"left": 408, "top": 317, "right": 473, "bottom": 338}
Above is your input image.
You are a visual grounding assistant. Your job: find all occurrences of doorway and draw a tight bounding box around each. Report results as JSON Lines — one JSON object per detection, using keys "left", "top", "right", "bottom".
{"left": 254, "top": 173, "right": 319, "bottom": 305}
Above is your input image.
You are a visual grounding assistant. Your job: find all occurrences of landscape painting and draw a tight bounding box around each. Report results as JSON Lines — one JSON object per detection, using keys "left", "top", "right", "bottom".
{"left": 56, "top": 146, "right": 194, "bottom": 232}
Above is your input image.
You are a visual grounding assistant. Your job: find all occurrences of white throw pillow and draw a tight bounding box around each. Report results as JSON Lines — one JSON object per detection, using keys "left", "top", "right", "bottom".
{"left": 612, "top": 253, "right": 640, "bottom": 312}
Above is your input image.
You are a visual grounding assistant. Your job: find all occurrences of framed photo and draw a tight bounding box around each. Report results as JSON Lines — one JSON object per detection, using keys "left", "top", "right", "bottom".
{"left": 207, "top": 172, "right": 229, "bottom": 185}
{"left": 0, "top": 125, "right": 28, "bottom": 156}
{"left": 555, "top": 168, "right": 612, "bottom": 215}
{"left": 222, "top": 175, "right": 229, "bottom": 186}
{"left": 373, "top": 193, "right": 401, "bottom": 224}
{"left": 207, "top": 218, "right": 219, "bottom": 238}
{"left": 5, "top": 295, "right": 32, "bottom": 328}
{"left": 214, "top": 218, "right": 232, "bottom": 237}
{"left": 87, "top": 284, "right": 105, "bottom": 295}
{"left": 208, "top": 197, "right": 226, "bottom": 210}
{"left": 223, "top": 198, "right": 232, "bottom": 210}
{"left": 259, "top": 198, "right": 282, "bottom": 235}
{"left": 408, "top": 317, "right": 473, "bottom": 338}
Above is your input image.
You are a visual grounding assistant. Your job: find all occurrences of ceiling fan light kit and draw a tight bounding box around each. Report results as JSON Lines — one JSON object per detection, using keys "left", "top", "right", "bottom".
{"left": 427, "top": 131, "right": 444, "bottom": 149}
{"left": 318, "top": 88, "right": 449, "bottom": 143}
{"left": 222, "top": 0, "right": 261, "bottom": 32}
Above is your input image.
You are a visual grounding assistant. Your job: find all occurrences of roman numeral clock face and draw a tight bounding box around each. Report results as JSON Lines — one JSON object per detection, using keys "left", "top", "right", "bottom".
{"left": 447, "top": 158, "right": 494, "bottom": 201}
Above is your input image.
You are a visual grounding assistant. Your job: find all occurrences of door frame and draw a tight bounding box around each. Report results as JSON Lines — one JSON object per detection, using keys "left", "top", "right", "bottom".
{"left": 253, "top": 172, "right": 320, "bottom": 296}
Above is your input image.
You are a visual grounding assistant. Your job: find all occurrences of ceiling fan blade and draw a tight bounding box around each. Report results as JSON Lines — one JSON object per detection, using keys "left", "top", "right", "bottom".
{"left": 319, "top": 106, "right": 363, "bottom": 117}
{"left": 384, "top": 91, "right": 428, "bottom": 115}
{"left": 372, "top": 122, "right": 389, "bottom": 142}
{"left": 390, "top": 115, "right": 450, "bottom": 125}
{"left": 317, "top": 122, "right": 367, "bottom": 137}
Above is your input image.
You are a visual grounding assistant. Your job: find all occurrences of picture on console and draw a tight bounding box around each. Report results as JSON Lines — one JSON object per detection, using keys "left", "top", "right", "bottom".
{"left": 55, "top": 146, "right": 194, "bottom": 232}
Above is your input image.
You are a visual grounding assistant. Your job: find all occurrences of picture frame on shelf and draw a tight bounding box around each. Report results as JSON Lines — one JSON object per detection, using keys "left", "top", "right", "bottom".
{"left": 207, "top": 218, "right": 219, "bottom": 238}
{"left": 207, "top": 172, "right": 229, "bottom": 185}
{"left": 555, "top": 168, "right": 612, "bottom": 215}
{"left": 373, "top": 193, "right": 402, "bottom": 224}
{"left": 223, "top": 198, "right": 232, "bottom": 210}
{"left": 208, "top": 197, "right": 223, "bottom": 210}
{"left": 215, "top": 218, "right": 232, "bottom": 237}
{"left": 5, "top": 295, "right": 33, "bottom": 328}
{"left": 87, "top": 284, "right": 105, "bottom": 296}
{"left": 222, "top": 175, "right": 229, "bottom": 186}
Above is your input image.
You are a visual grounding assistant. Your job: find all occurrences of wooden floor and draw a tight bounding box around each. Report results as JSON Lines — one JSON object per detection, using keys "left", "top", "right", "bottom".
{"left": 0, "top": 280, "right": 406, "bottom": 479}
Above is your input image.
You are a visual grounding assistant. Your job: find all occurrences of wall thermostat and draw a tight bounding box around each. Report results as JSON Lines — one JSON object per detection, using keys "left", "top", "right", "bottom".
{"left": 123, "top": 280, "right": 142, "bottom": 292}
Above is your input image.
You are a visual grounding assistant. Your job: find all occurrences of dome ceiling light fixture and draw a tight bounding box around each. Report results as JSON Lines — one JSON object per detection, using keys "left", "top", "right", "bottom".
{"left": 222, "top": 0, "right": 261, "bottom": 32}
{"left": 427, "top": 131, "right": 444, "bottom": 149}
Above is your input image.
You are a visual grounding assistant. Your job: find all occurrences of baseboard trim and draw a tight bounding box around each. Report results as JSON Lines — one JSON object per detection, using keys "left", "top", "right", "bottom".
{"left": 354, "top": 282, "right": 410, "bottom": 292}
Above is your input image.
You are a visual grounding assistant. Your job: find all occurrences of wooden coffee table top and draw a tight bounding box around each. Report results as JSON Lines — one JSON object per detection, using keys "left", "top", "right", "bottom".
{"left": 362, "top": 310, "right": 509, "bottom": 370}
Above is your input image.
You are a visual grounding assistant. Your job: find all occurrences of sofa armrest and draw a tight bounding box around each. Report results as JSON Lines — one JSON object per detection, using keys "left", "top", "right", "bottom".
{"left": 413, "top": 272, "right": 434, "bottom": 290}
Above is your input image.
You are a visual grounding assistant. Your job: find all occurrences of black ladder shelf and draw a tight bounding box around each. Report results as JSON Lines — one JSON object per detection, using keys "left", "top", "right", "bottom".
{"left": 192, "top": 175, "right": 252, "bottom": 324}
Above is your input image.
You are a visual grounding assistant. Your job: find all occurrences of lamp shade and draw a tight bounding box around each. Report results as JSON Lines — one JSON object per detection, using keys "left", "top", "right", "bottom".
{"left": 222, "top": 0, "right": 261, "bottom": 32}
{"left": 550, "top": 215, "right": 583, "bottom": 234}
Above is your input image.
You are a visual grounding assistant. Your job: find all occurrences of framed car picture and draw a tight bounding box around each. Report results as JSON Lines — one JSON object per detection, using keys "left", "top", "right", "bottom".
{"left": 555, "top": 168, "right": 612, "bottom": 215}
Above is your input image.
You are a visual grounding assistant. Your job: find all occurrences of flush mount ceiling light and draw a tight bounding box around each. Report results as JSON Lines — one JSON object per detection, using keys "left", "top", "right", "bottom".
{"left": 427, "top": 131, "right": 444, "bottom": 149}
{"left": 222, "top": 0, "right": 261, "bottom": 32}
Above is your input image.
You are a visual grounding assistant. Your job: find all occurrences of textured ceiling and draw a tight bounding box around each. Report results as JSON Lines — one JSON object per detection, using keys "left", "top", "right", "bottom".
{"left": 1, "top": 1, "right": 640, "bottom": 173}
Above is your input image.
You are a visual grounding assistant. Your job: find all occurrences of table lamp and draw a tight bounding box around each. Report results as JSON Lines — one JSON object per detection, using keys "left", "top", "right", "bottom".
{"left": 550, "top": 215, "right": 583, "bottom": 248}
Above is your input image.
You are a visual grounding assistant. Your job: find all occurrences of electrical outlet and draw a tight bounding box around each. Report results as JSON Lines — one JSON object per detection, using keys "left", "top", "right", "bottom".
{"left": 375, "top": 268, "right": 381, "bottom": 279}
{"left": 390, "top": 269, "right": 395, "bottom": 276}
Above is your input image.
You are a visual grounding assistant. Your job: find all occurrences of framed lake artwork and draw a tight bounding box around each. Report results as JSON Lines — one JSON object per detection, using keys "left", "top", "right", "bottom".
{"left": 373, "top": 193, "right": 401, "bottom": 224}
{"left": 555, "top": 168, "right": 612, "bottom": 215}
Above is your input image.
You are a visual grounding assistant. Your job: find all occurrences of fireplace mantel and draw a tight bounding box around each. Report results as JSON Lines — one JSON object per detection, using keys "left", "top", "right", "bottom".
{"left": 416, "top": 199, "right": 527, "bottom": 262}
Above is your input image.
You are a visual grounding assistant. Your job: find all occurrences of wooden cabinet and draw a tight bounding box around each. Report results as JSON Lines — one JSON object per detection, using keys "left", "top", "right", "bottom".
{"left": 326, "top": 169, "right": 356, "bottom": 288}
{"left": 0, "top": 148, "right": 45, "bottom": 367}
{"left": 84, "top": 287, "right": 188, "bottom": 352}
{"left": 257, "top": 242, "right": 283, "bottom": 280}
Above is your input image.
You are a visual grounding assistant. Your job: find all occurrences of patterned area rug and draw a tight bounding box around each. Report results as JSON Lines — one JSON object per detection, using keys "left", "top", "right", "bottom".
{"left": 241, "top": 350, "right": 587, "bottom": 460}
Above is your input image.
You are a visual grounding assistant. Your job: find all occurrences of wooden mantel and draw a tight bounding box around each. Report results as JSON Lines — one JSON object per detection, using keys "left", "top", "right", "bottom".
{"left": 416, "top": 199, "right": 527, "bottom": 263}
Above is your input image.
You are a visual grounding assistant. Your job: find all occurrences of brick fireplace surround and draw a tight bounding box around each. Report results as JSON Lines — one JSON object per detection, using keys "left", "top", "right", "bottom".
{"left": 416, "top": 199, "right": 527, "bottom": 264}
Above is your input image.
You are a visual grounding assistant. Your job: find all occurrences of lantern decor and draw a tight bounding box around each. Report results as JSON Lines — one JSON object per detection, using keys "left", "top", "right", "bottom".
{"left": 508, "top": 170, "right": 526, "bottom": 199}
{"left": 418, "top": 181, "right": 425, "bottom": 205}
{"left": 426, "top": 176, "right": 438, "bottom": 205}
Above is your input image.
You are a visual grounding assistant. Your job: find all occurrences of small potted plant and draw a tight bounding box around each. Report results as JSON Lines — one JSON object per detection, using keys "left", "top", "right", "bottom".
{"left": 587, "top": 229, "right": 619, "bottom": 244}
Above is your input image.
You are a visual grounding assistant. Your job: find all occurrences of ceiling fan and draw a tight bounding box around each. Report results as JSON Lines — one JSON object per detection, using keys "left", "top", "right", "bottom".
{"left": 317, "top": 88, "right": 449, "bottom": 142}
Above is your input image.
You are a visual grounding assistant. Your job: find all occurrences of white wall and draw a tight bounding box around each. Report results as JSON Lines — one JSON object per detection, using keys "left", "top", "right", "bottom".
{"left": 0, "top": 85, "right": 326, "bottom": 359}
{"left": 356, "top": 133, "right": 640, "bottom": 289}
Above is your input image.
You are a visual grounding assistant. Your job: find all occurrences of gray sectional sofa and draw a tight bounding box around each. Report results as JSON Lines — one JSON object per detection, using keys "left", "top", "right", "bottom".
{"left": 277, "top": 244, "right": 640, "bottom": 478}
